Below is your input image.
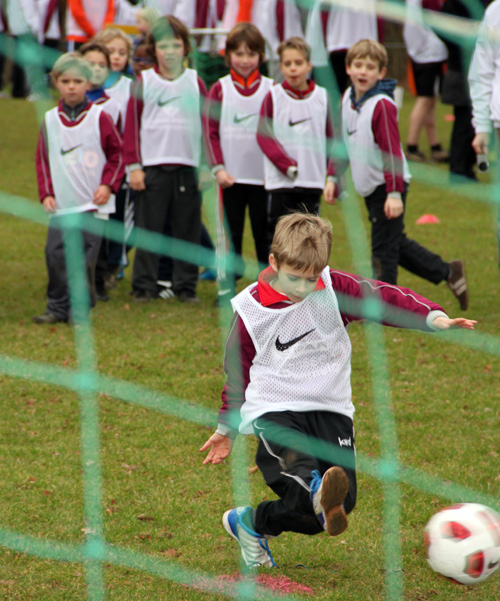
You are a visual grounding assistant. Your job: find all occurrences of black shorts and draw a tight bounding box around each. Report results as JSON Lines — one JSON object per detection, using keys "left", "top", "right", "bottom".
{"left": 410, "top": 59, "right": 444, "bottom": 97}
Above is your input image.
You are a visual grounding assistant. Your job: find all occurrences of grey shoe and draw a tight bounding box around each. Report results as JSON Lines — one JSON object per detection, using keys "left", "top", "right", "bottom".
{"left": 447, "top": 260, "right": 468, "bottom": 311}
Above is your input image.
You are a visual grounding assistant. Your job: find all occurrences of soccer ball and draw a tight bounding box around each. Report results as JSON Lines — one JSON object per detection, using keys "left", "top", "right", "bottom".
{"left": 424, "top": 503, "right": 500, "bottom": 585}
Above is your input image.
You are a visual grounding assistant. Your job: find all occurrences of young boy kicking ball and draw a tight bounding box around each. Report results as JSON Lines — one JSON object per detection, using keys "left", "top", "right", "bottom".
{"left": 200, "top": 212, "right": 475, "bottom": 568}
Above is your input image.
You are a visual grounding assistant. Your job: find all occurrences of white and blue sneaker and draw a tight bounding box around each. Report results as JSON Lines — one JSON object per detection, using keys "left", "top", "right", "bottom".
{"left": 222, "top": 506, "right": 276, "bottom": 568}
{"left": 310, "top": 466, "right": 349, "bottom": 536}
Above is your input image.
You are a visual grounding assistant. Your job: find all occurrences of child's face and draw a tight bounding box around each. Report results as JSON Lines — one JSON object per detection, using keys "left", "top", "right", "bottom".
{"left": 155, "top": 36, "right": 185, "bottom": 77}
{"left": 280, "top": 48, "right": 312, "bottom": 91}
{"left": 269, "top": 255, "right": 321, "bottom": 303}
{"left": 132, "top": 45, "right": 154, "bottom": 78}
{"left": 229, "top": 42, "right": 260, "bottom": 79}
{"left": 136, "top": 15, "right": 150, "bottom": 35}
{"left": 83, "top": 50, "right": 109, "bottom": 88}
{"left": 54, "top": 68, "right": 90, "bottom": 106}
{"left": 346, "top": 56, "right": 386, "bottom": 100}
{"left": 105, "top": 37, "right": 129, "bottom": 72}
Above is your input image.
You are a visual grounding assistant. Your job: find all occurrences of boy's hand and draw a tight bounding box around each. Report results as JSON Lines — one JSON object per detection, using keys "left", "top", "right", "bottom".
{"left": 129, "top": 169, "right": 146, "bottom": 191}
{"left": 323, "top": 181, "right": 336, "bottom": 205}
{"left": 42, "top": 195, "right": 56, "bottom": 213}
{"left": 384, "top": 196, "right": 404, "bottom": 219}
{"left": 472, "top": 132, "right": 489, "bottom": 155}
{"left": 93, "top": 185, "right": 111, "bottom": 205}
{"left": 432, "top": 316, "right": 477, "bottom": 330}
{"left": 216, "top": 169, "right": 236, "bottom": 189}
{"left": 200, "top": 432, "right": 233, "bottom": 465}
{"left": 198, "top": 169, "right": 213, "bottom": 191}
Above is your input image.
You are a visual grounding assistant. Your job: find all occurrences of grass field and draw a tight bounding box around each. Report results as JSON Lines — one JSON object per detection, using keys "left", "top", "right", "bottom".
{"left": 0, "top": 90, "right": 500, "bottom": 601}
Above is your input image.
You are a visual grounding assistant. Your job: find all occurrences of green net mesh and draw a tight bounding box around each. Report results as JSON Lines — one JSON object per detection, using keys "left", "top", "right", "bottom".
{"left": 1, "top": 1, "right": 500, "bottom": 599}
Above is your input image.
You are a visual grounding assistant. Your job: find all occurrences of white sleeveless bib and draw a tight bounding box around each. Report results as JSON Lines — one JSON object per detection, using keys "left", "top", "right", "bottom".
{"left": 231, "top": 267, "right": 354, "bottom": 434}
{"left": 219, "top": 75, "right": 273, "bottom": 185}
{"left": 263, "top": 84, "right": 327, "bottom": 190}
{"left": 140, "top": 68, "right": 201, "bottom": 167}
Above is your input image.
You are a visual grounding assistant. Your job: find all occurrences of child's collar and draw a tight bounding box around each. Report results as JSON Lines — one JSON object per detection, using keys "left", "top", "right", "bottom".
{"left": 230, "top": 67, "right": 261, "bottom": 88}
{"left": 350, "top": 78, "right": 397, "bottom": 111}
{"left": 257, "top": 266, "right": 325, "bottom": 306}
{"left": 105, "top": 71, "right": 121, "bottom": 88}
{"left": 282, "top": 79, "right": 315, "bottom": 99}
{"left": 154, "top": 64, "right": 185, "bottom": 80}
{"left": 86, "top": 87, "right": 107, "bottom": 102}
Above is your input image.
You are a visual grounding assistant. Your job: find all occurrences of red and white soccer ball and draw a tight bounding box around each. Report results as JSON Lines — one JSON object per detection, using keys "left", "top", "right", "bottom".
{"left": 424, "top": 503, "right": 500, "bottom": 585}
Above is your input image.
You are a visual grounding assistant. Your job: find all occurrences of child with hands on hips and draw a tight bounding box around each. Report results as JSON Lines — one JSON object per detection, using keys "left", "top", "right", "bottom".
{"left": 201, "top": 212, "right": 476, "bottom": 568}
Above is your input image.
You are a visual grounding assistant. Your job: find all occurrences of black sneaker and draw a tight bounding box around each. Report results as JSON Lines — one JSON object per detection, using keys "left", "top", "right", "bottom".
{"left": 447, "top": 260, "right": 468, "bottom": 310}
{"left": 177, "top": 292, "right": 200, "bottom": 304}
{"left": 96, "top": 286, "right": 110, "bottom": 302}
{"left": 32, "top": 312, "right": 68, "bottom": 324}
{"left": 132, "top": 289, "right": 156, "bottom": 304}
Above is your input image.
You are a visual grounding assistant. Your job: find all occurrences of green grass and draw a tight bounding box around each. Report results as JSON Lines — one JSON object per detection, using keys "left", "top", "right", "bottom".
{"left": 0, "top": 91, "right": 500, "bottom": 601}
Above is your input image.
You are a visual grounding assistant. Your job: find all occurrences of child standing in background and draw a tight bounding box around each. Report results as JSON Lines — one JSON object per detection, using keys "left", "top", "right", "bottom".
{"left": 338, "top": 39, "right": 468, "bottom": 309}
{"left": 124, "top": 16, "right": 207, "bottom": 304}
{"left": 93, "top": 28, "right": 134, "bottom": 289}
{"left": 204, "top": 23, "right": 273, "bottom": 306}
{"left": 34, "top": 53, "right": 123, "bottom": 324}
{"left": 257, "top": 37, "right": 336, "bottom": 246}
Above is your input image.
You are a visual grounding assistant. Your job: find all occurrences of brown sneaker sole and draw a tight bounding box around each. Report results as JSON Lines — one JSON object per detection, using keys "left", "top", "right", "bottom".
{"left": 321, "top": 466, "right": 349, "bottom": 536}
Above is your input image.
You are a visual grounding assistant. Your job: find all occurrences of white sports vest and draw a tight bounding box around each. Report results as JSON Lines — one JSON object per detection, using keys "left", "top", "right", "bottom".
{"left": 403, "top": 0, "right": 448, "bottom": 64}
{"left": 325, "top": 3, "right": 378, "bottom": 53}
{"left": 219, "top": 75, "right": 273, "bottom": 185}
{"left": 45, "top": 104, "right": 115, "bottom": 215}
{"left": 341, "top": 91, "right": 411, "bottom": 197}
{"left": 263, "top": 84, "right": 327, "bottom": 191}
{"left": 140, "top": 68, "right": 201, "bottom": 167}
{"left": 231, "top": 267, "right": 354, "bottom": 434}
{"left": 105, "top": 74, "right": 132, "bottom": 133}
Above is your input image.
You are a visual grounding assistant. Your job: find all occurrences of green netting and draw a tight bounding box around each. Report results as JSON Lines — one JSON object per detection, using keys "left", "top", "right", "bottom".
{"left": 1, "top": 1, "right": 500, "bottom": 600}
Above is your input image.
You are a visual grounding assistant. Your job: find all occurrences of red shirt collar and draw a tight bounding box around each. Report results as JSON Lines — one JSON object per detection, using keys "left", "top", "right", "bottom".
{"left": 257, "top": 266, "right": 325, "bottom": 307}
{"left": 282, "top": 79, "right": 315, "bottom": 99}
{"left": 230, "top": 67, "right": 261, "bottom": 88}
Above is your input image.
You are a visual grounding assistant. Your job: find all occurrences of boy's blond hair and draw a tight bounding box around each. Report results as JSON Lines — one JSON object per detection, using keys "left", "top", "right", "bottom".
{"left": 345, "top": 39, "right": 388, "bottom": 70}
{"left": 137, "top": 6, "right": 161, "bottom": 29}
{"left": 93, "top": 27, "right": 133, "bottom": 56}
{"left": 51, "top": 52, "right": 92, "bottom": 81}
{"left": 277, "top": 37, "right": 311, "bottom": 63}
{"left": 271, "top": 213, "right": 332, "bottom": 274}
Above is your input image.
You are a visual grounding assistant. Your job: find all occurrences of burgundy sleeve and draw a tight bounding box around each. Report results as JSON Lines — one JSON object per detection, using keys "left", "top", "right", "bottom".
{"left": 256, "top": 90, "right": 297, "bottom": 175}
{"left": 326, "top": 98, "right": 336, "bottom": 177}
{"left": 35, "top": 121, "right": 54, "bottom": 201}
{"left": 99, "top": 111, "right": 124, "bottom": 194}
{"left": 371, "top": 98, "right": 405, "bottom": 194}
{"left": 330, "top": 269, "right": 445, "bottom": 331}
{"left": 123, "top": 78, "right": 143, "bottom": 166}
{"left": 218, "top": 313, "right": 256, "bottom": 432}
{"left": 202, "top": 80, "right": 224, "bottom": 168}
{"left": 422, "top": 0, "right": 442, "bottom": 11}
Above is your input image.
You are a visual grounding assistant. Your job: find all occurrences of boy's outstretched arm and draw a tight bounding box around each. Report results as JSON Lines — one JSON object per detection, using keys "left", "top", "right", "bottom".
{"left": 200, "top": 433, "right": 233, "bottom": 465}
{"left": 432, "top": 316, "right": 477, "bottom": 331}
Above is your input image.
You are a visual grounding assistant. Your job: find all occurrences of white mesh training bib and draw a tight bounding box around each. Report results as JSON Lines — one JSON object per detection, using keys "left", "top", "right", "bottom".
{"left": 263, "top": 84, "right": 327, "bottom": 190}
{"left": 219, "top": 75, "right": 273, "bottom": 185}
{"left": 231, "top": 267, "right": 354, "bottom": 434}
{"left": 140, "top": 68, "right": 201, "bottom": 167}
{"left": 46, "top": 104, "right": 116, "bottom": 214}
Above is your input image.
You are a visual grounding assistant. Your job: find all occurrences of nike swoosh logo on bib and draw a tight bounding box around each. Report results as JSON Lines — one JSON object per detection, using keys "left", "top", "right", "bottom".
{"left": 157, "top": 95, "right": 181, "bottom": 107}
{"left": 288, "top": 118, "right": 311, "bottom": 127}
{"left": 275, "top": 328, "right": 315, "bottom": 351}
{"left": 60, "top": 144, "right": 82, "bottom": 156}
{"left": 347, "top": 129, "right": 357, "bottom": 136}
{"left": 233, "top": 113, "right": 257, "bottom": 124}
